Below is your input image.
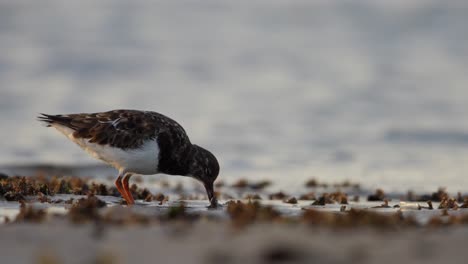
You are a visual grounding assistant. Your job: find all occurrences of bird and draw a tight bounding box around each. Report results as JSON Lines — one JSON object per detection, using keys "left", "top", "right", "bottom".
{"left": 38, "top": 109, "right": 220, "bottom": 208}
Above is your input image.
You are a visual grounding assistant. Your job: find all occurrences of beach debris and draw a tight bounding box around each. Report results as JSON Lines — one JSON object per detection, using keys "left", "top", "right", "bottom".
{"left": 37, "top": 192, "right": 51, "bottom": 203}
{"left": 311, "top": 192, "right": 347, "bottom": 205}
{"left": 14, "top": 202, "right": 46, "bottom": 223}
{"left": 232, "top": 179, "right": 272, "bottom": 190}
{"left": 431, "top": 188, "right": 449, "bottom": 202}
{"left": 0, "top": 175, "right": 169, "bottom": 206}
{"left": 406, "top": 191, "right": 416, "bottom": 201}
{"left": 330, "top": 192, "right": 348, "bottom": 204}
{"left": 427, "top": 201, "right": 434, "bottom": 209}
{"left": 226, "top": 200, "right": 282, "bottom": 228}
{"left": 284, "top": 197, "right": 298, "bottom": 204}
{"left": 367, "top": 189, "right": 385, "bottom": 201}
{"left": 461, "top": 197, "right": 468, "bottom": 208}
{"left": 140, "top": 188, "right": 153, "bottom": 201}
{"left": 298, "top": 192, "right": 316, "bottom": 201}
{"left": 305, "top": 178, "right": 359, "bottom": 190}
{"left": 417, "top": 201, "right": 433, "bottom": 210}
{"left": 162, "top": 203, "right": 199, "bottom": 222}
{"left": 372, "top": 199, "right": 391, "bottom": 208}
{"left": 405, "top": 188, "right": 457, "bottom": 202}
{"left": 1, "top": 176, "right": 36, "bottom": 199}
{"left": 250, "top": 180, "right": 272, "bottom": 190}
{"left": 399, "top": 202, "right": 420, "bottom": 210}
{"left": 244, "top": 194, "right": 262, "bottom": 200}
{"left": 68, "top": 194, "right": 106, "bottom": 223}
{"left": 232, "top": 179, "right": 249, "bottom": 188}
{"left": 134, "top": 187, "right": 155, "bottom": 201}
{"left": 167, "top": 203, "right": 187, "bottom": 219}
{"left": 4, "top": 172, "right": 468, "bottom": 231}
{"left": 153, "top": 193, "right": 168, "bottom": 204}
{"left": 332, "top": 180, "right": 360, "bottom": 190}
{"left": 305, "top": 178, "right": 327, "bottom": 188}
{"left": 90, "top": 183, "right": 109, "bottom": 196}
{"left": 311, "top": 193, "right": 332, "bottom": 206}
{"left": 438, "top": 197, "right": 459, "bottom": 210}
{"left": 3, "top": 191, "right": 25, "bottom": 202}
{"left": 269, "top": 191, "right": 288, "bottom": 200}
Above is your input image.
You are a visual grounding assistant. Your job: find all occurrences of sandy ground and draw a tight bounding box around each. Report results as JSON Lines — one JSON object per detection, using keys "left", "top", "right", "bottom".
{"left": 1, "top": 221, "right": 467, "bottom": 264}
{"left": 1, "top": 171, "right": 467, "bottom": 264}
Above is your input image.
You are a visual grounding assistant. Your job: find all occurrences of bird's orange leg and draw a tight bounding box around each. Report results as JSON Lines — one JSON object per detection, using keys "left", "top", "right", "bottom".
{"left": 122, "top": 173, "right": 135, "bottom": 205}
{"left": 115, "top": 175, "right": 130, "bottom": 204}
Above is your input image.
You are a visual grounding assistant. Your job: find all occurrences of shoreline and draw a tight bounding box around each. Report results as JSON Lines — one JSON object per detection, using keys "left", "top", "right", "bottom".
{"left": 0, "top": 172, "right": 467, "bottom": 263}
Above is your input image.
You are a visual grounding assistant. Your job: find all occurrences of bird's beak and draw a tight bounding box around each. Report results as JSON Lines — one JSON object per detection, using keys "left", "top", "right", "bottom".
{"left": 204, "top": 181, "right": 218, "bottom": 208}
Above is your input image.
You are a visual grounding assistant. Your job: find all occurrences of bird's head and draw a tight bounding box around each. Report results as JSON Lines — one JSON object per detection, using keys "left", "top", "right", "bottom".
{"left": 188, "top": 145, "right": 220, "bottom": 207}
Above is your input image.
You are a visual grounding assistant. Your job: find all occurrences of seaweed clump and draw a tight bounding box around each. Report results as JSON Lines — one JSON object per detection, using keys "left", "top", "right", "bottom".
{"left": 226, "top": 200, "right": 283, "bottom": 228}
{"left": 367, "top": 189, "right": 386, "bottom": 201}
{"left": 305, "top": 178, "right": 360, "bottom": 190}
{"left": 311, "top": 192, "right": 348, "bottom": 206}
{"left": 284, "top": 197, "right": 298, "bottom": 204}
{"left": 461, "top": 198, "right": 468, "bottom": 208}
{"left": 160, "top": 203, "right": 200, "bottom": 223}
{"left": 231, "top": 179, "right": 272, "bottom": 190}
{"left": 298, "top": 192, "right": 316, "bottom": 201}
{"left": 305, "top": 179, "right": 327, "bottom": 188}
{"left": 68, "top": 194, "right": 107, "bottom": 224}
{"left": 268, "top": 191, "right": 288, "bottom": 200}
{"left": 244, "top": 194, "right": 262, "bottom": 200}
{"left": 438, "top": 197, "right": 459, "bottom": 210}
{"left": 14, "top": 201, "right": 46, "bottom": 223}
{"left": 0, "top": 175, "right": 92, "bottom": 200}
{"left": 0, "top": 175, "right": 156, "bottom": 203}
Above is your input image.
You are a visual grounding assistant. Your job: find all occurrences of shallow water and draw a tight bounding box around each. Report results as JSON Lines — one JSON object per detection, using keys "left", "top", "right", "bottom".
{"left": 1, "top": 1, "right": 468, "bottom": 192}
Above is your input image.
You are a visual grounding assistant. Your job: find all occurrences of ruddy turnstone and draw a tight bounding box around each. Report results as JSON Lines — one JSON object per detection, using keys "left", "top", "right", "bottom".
{"left": 38, "top": 109, "right": 220, "bottom": 207}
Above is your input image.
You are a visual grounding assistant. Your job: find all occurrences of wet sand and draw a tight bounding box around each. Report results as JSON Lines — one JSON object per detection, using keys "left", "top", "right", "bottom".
{"left": 1, "top": 168, "right": 468, "bottom": 264}
{"left": 1, "top": 221, "right": 468, "bottom": 264}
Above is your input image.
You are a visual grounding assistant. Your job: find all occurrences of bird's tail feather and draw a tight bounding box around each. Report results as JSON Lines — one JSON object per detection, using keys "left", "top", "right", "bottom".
{"left": 37, "top": 113, "right": 74, "bottom": 128}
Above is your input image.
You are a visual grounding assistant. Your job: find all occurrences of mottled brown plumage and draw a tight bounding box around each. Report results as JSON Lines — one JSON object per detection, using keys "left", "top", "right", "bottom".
{"left": 38, "top": 109, "right": 220, "bottom": 207}
{"left": 39, "top": 110, "right": 189, "bottom": 150}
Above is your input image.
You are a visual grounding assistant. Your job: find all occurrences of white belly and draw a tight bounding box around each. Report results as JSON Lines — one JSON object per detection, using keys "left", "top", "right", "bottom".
{"left": 53, "top": 125, "right": 159, "bottom": 175}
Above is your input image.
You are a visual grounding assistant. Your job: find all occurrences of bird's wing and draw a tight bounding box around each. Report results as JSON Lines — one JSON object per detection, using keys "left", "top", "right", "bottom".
{"left": 38, "top": 110, "right": 185, "bottom": 149}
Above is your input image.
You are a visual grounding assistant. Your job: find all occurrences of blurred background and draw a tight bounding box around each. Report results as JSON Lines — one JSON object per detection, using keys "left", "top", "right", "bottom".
{"left": 0, "top": 0, "right": 467, "bottom": 192}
